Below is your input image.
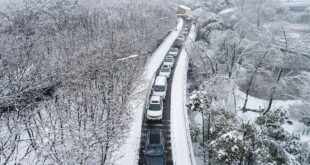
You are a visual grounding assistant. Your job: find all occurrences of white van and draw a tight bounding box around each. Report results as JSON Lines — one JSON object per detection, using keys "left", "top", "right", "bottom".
{"left": 153, "top": 76, "right": 167, "bottom": 99}
{"left": 147, "top": 96, "right": 163, "bottom": 121}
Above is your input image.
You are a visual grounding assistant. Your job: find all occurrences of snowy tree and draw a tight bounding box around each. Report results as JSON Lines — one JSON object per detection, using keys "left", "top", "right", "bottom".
{"left": 255, "top": 109, "right": 309, "bottom": 164}
{"left": 188, "top": 90, "right": 210, "bottom": 164}
{"left": 189, "top": 0, "right": 310, "bottom": 164}
{"left": 0, "top": 0, "right": 175, "bottom": 163}
{"left": 189, "top": 91, "right": 256, "bottom": 164}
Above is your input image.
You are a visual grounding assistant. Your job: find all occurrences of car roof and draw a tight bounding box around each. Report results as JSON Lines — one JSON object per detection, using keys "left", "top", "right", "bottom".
{"left": 148, "top": 129, "right": 162, "bottom": 144}
{"left": 150, "top": 95, "right": 161, "bottom": 102}
{"left": 166, "top": 55, "right": 173, "bottom": 58}
{"left": 155, "top": 76, "right": 166, "bottom": 85}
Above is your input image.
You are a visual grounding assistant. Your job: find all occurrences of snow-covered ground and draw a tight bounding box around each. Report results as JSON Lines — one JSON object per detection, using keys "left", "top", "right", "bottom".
{"left": 235, "top": 89, "right": 302, "bottom": 113}
{"left": 280, "top": 0, "right": 310, "bottom": 5}
{"left": 235, "top": 89, "right": 310, "bottom": 143}
{"left": 113, "top": 18, "right": 184, "bottom": 165}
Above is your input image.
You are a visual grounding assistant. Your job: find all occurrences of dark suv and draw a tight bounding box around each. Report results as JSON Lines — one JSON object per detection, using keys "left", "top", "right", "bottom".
{"left": 144, "top": 129, "right": 166, "bottom": 165}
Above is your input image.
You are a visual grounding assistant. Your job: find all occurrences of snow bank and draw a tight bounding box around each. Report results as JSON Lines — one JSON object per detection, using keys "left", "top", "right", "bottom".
{"left": 114, "top": 18, "right": 184, "bottom": 165}
{"left": 235, "top": 89, "right": 301, "bottom": 114}
{"left": 235, "top": 89, "right": 310, "bottom": 141}
{"left": 280, "top": 0, "right": 310, "bottom": 5}
{"left": 171, "top": 49, "right": 195, "bottom": 165}
{"left": 235, "top": 89, "right": 302, "bottom": 123}
{"left": 170, "top": 23, "right": 196, "bottom": 165}
{"left": 235, "top": 89, "right": 310, "bottom": 143}
{"left": 187, "top": 24, "right": 197, "bottom": 43}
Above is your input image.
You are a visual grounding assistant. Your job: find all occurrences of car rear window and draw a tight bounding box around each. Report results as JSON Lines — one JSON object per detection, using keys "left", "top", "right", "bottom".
{"left": 153, "top": 85, "right": 165, "bottom": 92}
{"left": 145, "top": 145, "right": 163, "bottom": 157}
{"left": 149, "top": 104, "right": 161, "bottom": 110}
{"left": 165, "top": 59, "right": 173, "bottom": 62}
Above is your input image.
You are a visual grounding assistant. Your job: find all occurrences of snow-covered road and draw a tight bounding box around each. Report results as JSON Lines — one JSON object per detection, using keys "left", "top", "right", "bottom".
{"left": 114, "top": 18, "right": 184, "bottom": 165}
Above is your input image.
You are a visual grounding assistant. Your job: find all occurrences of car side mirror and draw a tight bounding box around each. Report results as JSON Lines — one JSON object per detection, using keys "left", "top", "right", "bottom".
{"left": 145, "top": 104, "right": 149, "bottom": 110}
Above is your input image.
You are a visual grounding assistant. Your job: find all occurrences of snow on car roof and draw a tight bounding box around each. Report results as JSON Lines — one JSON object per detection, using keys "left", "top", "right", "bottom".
{"left": 150, "top": 95, "right": 161, "bottom": 102}
{"left": 155, "top": 76, "right": 167, "bottom": 85}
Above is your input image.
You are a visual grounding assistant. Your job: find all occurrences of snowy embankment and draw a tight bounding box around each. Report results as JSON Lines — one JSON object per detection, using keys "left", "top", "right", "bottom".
{"left": 235, "top": 89, "right": 310, "bottom": 142}
{"left": 235, "top": 89, "right": 302, "bottom": 122}
{"left": 114, "top": 18, "right": 184, "bottom": 165}
{"left": 170, "top": 24, "right": 196, "bottom": 165}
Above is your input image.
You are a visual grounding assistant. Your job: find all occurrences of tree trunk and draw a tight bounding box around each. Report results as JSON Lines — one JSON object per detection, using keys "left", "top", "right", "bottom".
{"left": 264, "top": 68, "right": 283, "bottom": 115}
{"left": 202, "top": 110, "right": 206, "bottom": 164}
{"left": 204, "top": 52, "right": 216, "bottom": 75}
{"left": 229, "top": 44, "right": 236, "bottom": 79}
{"left": 243, "top": 51, "right": 269, "bottom": 110}
{"left": 207, "top": 112, "right": 212, "bottom": 165}
{"left": 233, "top": 88, "right": 237, "bottom": 113}
{"left": 264, "top": 27, "right": 287, "bottom": 115}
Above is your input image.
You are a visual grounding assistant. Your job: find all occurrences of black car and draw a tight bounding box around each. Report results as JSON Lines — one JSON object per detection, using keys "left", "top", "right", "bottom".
{"left": 144, "top": 129, "right": 166, "bottom": 165}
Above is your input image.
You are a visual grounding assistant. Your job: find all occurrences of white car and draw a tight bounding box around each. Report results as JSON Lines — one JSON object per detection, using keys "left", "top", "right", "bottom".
{"left": 147, "top": 96, "right": 163, "bottom": 121}
{"left": 168, "top": 47, "right": 179, "bottom": 57}
{"left": 163, "top": 55, "right": 175, "bottom": 68}
{"left": 159, "top": 64, "right": 172, "bottom": 78}
{"left": 183, "top": 27, "right": 189, "bottom": 36}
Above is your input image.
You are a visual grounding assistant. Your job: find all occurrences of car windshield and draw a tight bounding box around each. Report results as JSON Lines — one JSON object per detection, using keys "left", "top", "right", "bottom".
{"left": 149, "top": 103, "right": 161, "bottom": 110}
{"left": 164, "top": 59, "right": 173, "bottom": 62}
{"left": 145, "top": 145, "right": 164, "bottom": 157}
{"left": 161, "top": 69, "right": 169, "bottom": 72}
{"left": 153, "top": 85, "right": 165, "bottom": 92}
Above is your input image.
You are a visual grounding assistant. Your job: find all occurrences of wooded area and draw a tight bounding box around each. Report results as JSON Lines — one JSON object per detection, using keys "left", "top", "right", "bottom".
{"left": 0, "top": 0, "right": 174, "bottom": 164}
